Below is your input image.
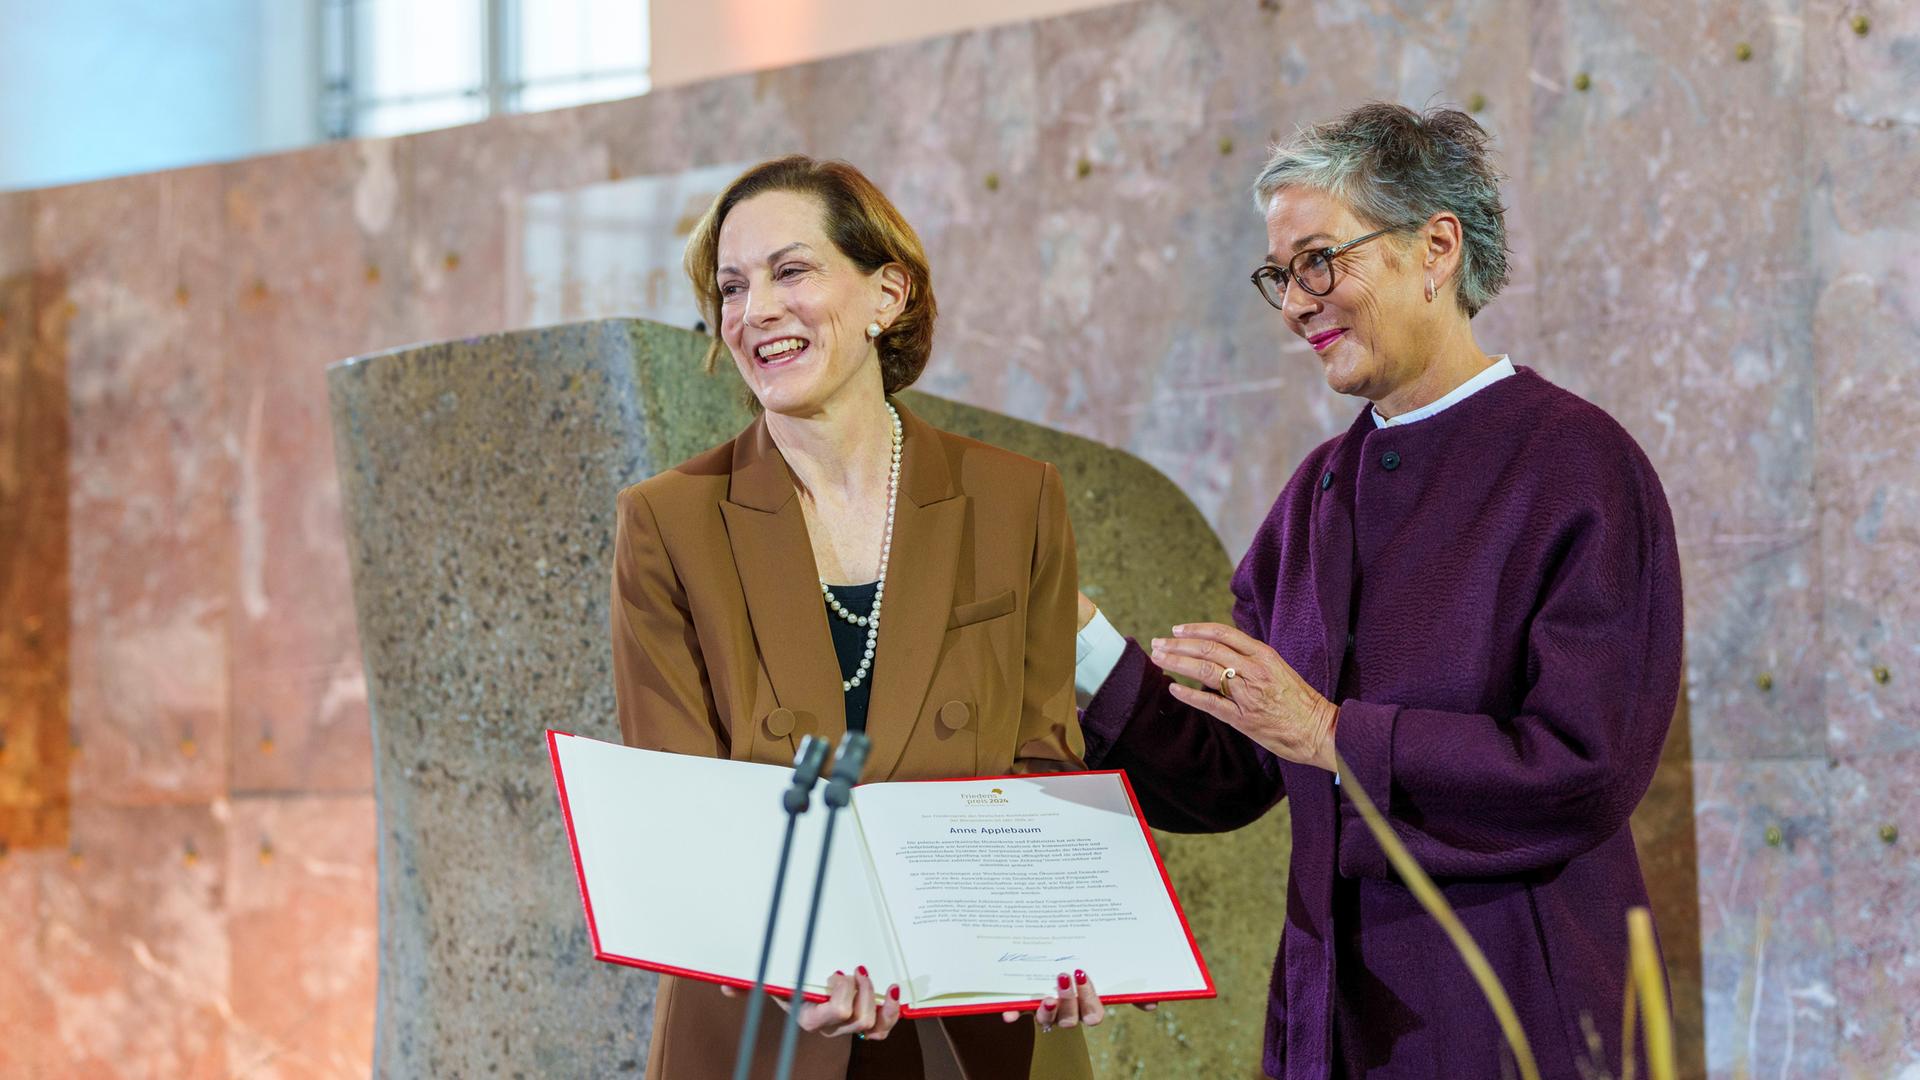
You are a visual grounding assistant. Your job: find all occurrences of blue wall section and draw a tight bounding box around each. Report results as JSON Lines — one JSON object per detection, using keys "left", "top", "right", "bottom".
{"left": 0, "top": 0, "right": 313, "bottom": 190}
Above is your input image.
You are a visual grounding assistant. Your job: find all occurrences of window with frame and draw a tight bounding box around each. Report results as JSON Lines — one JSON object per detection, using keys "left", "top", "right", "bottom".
{"left": 321, "top": 0, "right": 651, "bottom": 139}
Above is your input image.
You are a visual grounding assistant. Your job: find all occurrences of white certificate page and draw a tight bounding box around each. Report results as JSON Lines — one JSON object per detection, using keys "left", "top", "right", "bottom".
{"left": 850, "top": 772, "right": 1210, "bottom": 1005}
{"left": 551, "top": 733, "right": 903, "bottom": 997}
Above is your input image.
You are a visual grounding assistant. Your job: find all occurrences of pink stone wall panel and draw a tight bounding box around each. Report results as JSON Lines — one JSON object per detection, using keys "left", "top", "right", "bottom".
{"left": 37, "top": 805, "right": 231, "bottom": 1079}
{"left": 223, "top": 794, "right": 378, "bottom": 1080}
{"left": 1679, "top": 533, "right": 1826, "bottom": 761}
{"left": 406, "top": 106, "right": 641, "bottom": 343}
{"left": 0, "top": 853, "right": 57, "bottom": 1078}
{"left": 1692, "top": 760, "right": 1837, "bottom": 1079}
{"left": 1829, "top": 752, "right": 1920, "bottom": 1078}
{"left": 805, "top": 24, "right": 1046, "bottom": 413}
{"left": 1525, "top": 0, "right": 1833, "bottom": 768}
{"left": 220, "top": 142, "right": 410, "bottom": 795}
{"left": 1527, "top": 0, "right": 1815, "bottom": 533}
{"left": 1813, "top": 261, "right": 1920, "bottom": 758}
{"left": 1805, "top": 2, "right": 1920, "bottom": 1076}
{"left": 1806, "top": 0, "right": 1920, "bottom": 760}
{"left": 35, "top": 171, "right": 237, "bottom": 806}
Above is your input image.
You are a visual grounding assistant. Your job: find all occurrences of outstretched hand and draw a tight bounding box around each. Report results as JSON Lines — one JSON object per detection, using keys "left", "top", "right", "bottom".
{"left": 1149, "top": 622, "right": 1340, "bottom": 771}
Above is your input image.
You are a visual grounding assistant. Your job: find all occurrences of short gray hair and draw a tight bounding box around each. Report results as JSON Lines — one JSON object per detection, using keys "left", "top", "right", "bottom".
{"left": 1254, "top": 103, "right": 1510, "bottom": 317}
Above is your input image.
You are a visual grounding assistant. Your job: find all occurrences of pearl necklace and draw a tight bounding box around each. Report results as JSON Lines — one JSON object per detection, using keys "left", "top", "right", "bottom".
{"left": 819, "top": 404, "right": 903, "bottom": 693}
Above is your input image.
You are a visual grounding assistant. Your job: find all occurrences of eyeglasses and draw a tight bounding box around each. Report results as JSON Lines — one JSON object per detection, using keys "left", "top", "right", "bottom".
{"left": 1250, "top": 227, "right": 1398, "bottom": 311}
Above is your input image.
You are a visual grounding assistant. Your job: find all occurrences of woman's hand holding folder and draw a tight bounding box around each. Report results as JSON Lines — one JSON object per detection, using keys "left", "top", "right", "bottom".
{"left": 721, "top": 966, "right": 906, "bottom": 1041}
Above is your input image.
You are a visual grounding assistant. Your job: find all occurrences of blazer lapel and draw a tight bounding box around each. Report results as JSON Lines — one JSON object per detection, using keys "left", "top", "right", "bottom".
{"left": 719, "top": 415, "right": 847, "bottom": 751}
{"left": 863, "top": 404, "right": 964, "bottom": 782}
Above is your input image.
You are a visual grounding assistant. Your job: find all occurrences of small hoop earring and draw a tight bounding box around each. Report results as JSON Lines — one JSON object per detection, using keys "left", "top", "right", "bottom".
{"left": 867, "top": 322, "right": 882, "bottom": 339}
{"left": 1424, "top": 276, "right": 1436, "bottom": 303}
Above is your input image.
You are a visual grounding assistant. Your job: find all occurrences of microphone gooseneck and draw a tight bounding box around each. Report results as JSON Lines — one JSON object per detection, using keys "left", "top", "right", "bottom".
{"left": 731, "top": 735, "right": 828, "bottom": 1080}
{"left": 772, "top": 731, "right": 872, "bottom": 1080}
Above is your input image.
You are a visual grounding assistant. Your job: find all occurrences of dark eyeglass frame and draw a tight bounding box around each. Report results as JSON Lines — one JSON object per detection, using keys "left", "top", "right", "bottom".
{"left": 1250, "top": 227, "right": 1398, "bottom": 311}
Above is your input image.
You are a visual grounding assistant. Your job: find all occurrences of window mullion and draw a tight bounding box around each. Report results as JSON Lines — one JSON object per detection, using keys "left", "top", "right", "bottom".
{"left": 485, "top": 0, "right": 517, "bottom": 118}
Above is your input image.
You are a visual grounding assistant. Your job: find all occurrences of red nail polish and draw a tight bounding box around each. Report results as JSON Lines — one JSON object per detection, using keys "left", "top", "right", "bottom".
{"left": 857, "top": 965, "right": 869, "bottom": 977}
{"left": 834, "top": 969, "right": 845, "bottom": 976}
{"left": 1074, "top": 969, "right": 1087, "bottom": 985}
{"left": 889, "top": 985, "right": 901, "bottom": 1001}
{"left": 1057, "top": 974, "right": 1071, "bottom": 990}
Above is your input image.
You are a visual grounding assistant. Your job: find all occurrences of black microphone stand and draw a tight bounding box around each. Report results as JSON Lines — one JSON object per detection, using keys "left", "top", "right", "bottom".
{"left": 772, "top": 731, "right": 871, "bottom": 1080}
{"left": 730, "top": 735, "right": 829, "bottom": 1080}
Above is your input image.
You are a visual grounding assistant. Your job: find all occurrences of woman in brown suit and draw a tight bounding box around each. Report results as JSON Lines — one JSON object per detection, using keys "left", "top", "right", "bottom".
{"left": 611, "top": 156, "right": 1104, "bottom": 1079}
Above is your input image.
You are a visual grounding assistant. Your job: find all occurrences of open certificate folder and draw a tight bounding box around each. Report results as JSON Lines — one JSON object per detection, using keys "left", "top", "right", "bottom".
{"left": 548, "top": 731, "right": 1215, "bottom": 1017}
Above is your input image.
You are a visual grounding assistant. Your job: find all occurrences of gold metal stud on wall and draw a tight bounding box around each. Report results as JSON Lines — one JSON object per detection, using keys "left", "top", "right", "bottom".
{"left": 1573, "top": 72, "right": 1591, "bottom": 92}
{"left": 1735, "top": 42, "right": 1753, "bottom": 61}
{"left": 444, "top": 252, "right": 462, "bottom": 271}
{"left": 175, "top": 285, "right": 191, "bottom": 306}
{"left": 1219, "top": 136, "right": 1235, "bottom": 155}
{"left": 1468, "top": 93, "right": 1487, "bottom": 113}
{"left": 1076, "top": 158, "right": 1092, "bottom": 179}
{"left": 259, "top": 839, "right": 275, "bottom": 865}
{"left": 1873, "top": 664, "right": 1891, "bottom": 685}
{"left": 1881, "top": 824, "right": 1899, "bottom": 844}
{"left": 183, "top": 842, "right": 199, "bottom": 867}
{"left": 1852, "top": 14, "right": 1870, "bottom": 35}
{"left": 1765, "top": 825, "right": 1783, "bottom": 847}
{"left": 1755, "top": 672, "right": 1774, "bottom": 692}
{"left": 984, "top": 172, "right": 1000, "bottom": 192}
{"left": 366, "top": 263, "right": 382, "bottom": 284}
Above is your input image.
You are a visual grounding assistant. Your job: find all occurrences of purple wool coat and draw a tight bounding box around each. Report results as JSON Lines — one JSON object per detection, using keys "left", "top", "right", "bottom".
{"left": 1082, "top": 368, "right": 1683, "bottom": 1080}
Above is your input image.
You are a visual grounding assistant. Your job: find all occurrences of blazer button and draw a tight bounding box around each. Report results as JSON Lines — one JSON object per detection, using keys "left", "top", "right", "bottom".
{"left": 1320, "top": 470, "right": 1333, "bottom": 491}
{"left": 765, "top": 708, "right": 796, "bottom": 737}
{"left": 1381, "top": 450, "right": 1401, "bottom": 471}
{"left": 937, "top": 700, "right": 971, "bottom": 733}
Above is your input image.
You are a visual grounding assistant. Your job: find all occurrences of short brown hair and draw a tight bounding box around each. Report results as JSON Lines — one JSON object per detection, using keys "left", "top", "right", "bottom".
{"left": 684, "top": 156, "right": 937, "bottom": 395}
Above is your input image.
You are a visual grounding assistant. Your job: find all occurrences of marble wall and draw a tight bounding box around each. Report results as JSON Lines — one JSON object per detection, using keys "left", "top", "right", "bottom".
{"left": 0, "top": 0, "right": 1913, "bottom": 1076}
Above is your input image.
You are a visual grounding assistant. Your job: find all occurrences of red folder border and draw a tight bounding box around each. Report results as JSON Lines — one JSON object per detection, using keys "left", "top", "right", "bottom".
{"left": 546, "top": 729, "right": 1218, "bottom": 1017}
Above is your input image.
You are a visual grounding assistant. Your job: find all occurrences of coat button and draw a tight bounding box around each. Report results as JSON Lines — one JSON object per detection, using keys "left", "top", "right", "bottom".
{"left": 937, "top": 700, "right": 971, "bottom": 732}
{"left": 1381, "top": 450, "right": 1401, "bottom": 471}
{"left": 1320, "top": 470, "right": 1333, "bottom": 490}
{"left": 765, "top": 708, "right": 796, "bottom": 737}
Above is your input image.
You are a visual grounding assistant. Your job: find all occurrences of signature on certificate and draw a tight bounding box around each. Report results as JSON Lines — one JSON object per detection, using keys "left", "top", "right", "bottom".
{"left": 998, "top": 952, "right": 1078, "bottom": 964}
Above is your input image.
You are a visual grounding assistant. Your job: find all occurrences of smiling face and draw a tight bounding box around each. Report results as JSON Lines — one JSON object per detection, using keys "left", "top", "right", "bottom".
{"left": 714, "top": 189, "right": 899, "bottom": 418}
{"left": 1262, "top": 186, "right": 1430, "bottom": 401}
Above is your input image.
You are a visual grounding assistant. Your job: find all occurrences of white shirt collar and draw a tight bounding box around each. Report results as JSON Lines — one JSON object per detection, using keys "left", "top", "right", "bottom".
{"left": 1372, "top": 356, "right": 1516, "bottom": 428}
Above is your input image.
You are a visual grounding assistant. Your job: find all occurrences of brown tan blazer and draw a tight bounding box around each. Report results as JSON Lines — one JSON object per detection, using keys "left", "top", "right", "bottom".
{"left": 611, "top": 401, "right": 1093, "bottom": 1080}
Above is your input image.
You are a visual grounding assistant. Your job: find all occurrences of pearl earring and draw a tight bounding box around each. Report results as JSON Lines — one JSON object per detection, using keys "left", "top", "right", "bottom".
{"left": 1425, "top": 276, "right": 1436, "bottom": 303}
{"left": 867, "top": 322, "right": 882, "bottom": 339}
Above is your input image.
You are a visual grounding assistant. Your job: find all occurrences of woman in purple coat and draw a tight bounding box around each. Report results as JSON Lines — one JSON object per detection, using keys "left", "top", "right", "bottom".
{"left": 1073, "top": 103, "right": 1684, "bottom": 1079}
